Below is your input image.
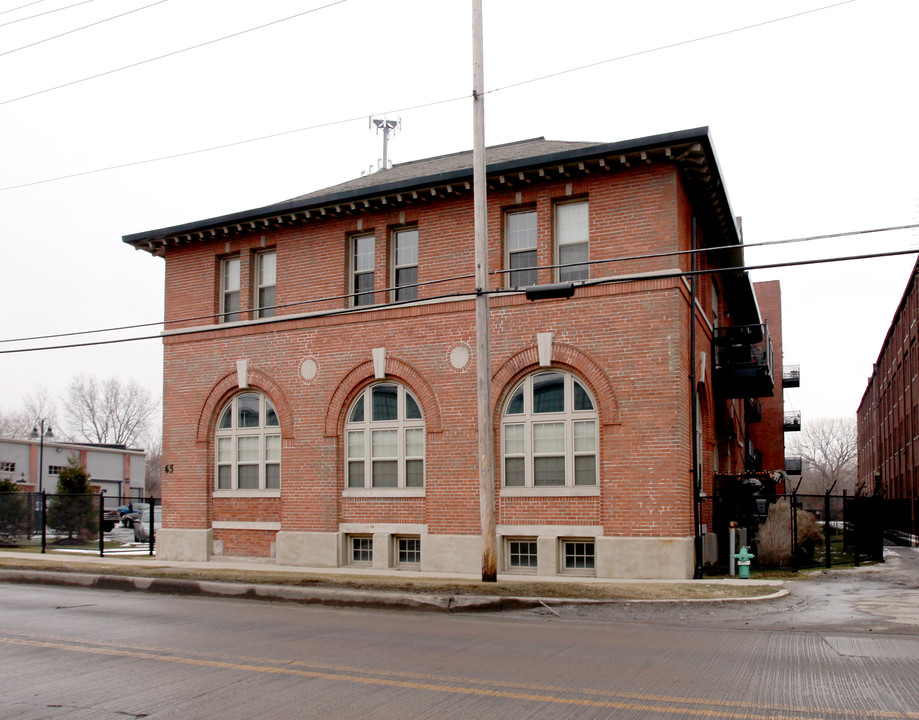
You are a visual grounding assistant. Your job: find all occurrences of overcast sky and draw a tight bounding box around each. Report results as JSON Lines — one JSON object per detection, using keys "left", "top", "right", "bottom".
{"left": 1, "top": 0, "right": 916, "bottom": 435}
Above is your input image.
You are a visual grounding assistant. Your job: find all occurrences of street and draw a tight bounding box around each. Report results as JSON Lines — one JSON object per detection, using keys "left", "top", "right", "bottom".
{"left": 3, "top": 553, "right": 919, "bottom": 720}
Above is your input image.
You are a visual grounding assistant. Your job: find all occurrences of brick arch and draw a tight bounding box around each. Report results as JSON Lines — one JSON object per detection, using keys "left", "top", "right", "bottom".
{"left": 323, "top": 356, "right": 443, "bottom": 437}
{"left": 492, "top": 342, "right": 620, "bottom": 426}
{"left": 196, "top": 368, "right": 295, "bottom": 442}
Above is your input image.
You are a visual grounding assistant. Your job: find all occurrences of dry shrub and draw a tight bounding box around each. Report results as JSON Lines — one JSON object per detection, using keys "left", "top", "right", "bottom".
{"left": 756, "top": 498, "right": 823, "bottom": 565}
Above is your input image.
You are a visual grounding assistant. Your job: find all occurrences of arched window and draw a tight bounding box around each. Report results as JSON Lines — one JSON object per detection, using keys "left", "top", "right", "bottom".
{"left": 345, "top": 383, "right": 424, "bottom": 489}
{"left": 215, "top": 393, "right": 280, "bottom": 491}
{"left": 502, "top": 371, "right": 597, "bottom": 487}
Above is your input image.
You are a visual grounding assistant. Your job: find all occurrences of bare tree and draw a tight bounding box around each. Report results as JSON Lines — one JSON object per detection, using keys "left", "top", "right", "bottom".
{"left": 788, "top": 416, "right": 858, "bottom": 495}
{"left": 64, "top": 376, "right": 157, "bottom": 447}
{"left": 144, "top": 436, "right": 163, "bottom": 497}
{"left": 0, "top": 387, "right": 58, "bottom": 439}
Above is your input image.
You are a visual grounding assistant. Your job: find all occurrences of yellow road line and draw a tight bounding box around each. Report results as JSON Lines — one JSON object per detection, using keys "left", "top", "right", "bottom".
{"left": 1, "top": 634, "right": 911, "bottom": 720}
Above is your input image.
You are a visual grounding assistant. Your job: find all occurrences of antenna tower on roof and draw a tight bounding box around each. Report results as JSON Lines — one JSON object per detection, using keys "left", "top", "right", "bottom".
{"left": 370, "top": 116, "right": 400, "bottom": 171}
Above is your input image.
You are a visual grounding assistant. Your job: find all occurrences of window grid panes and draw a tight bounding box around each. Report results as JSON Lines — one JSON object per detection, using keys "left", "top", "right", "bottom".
{"left": 350, "top": 536, "right": 373, "bottom": 563}
{"left": 221, "top": 257, "right": 240, "bottom": 322}
{"left": 506, "top": 210, "right": 537, "bottom": 288}
{"left": 397, "top": 536, "right": 421, "bottom": 565}
{"left": 345, "top": 383, "right": 425, "bottom": 490}
{"left": 352, "top": 235, "right": 375, "bottom": 306}
{"left": 563, "top": 540, "right": 596, "bottom": 572}
{"left": 255, "top": 251, "right": 276, "bottom": 318}
{"left": 556, "top": 201, "right": 589, "bottom": 282}
{"left": 214, "top": 393, "right": 281, "bottom": 491}
{"left": 501, "top": 372, "right": 598, "bottom": 488}
{"left": 508, "top": 539, "right": 538, "bottom": 569}
{"left": 393, "top": 228, "right": 418, "bottom": 302}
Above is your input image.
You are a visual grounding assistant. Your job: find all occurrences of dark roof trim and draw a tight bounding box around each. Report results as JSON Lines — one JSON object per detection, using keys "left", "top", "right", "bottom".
{"left": 123, "top": 127, "right": 731, "bottom": 245}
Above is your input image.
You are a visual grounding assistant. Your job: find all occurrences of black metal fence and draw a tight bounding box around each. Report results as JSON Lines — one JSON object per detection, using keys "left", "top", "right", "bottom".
{"left": 0, "top": 491, "right": 159, "bottom": 557}
{"left": 703, "top": 488, "right": 895, "bottom": 573}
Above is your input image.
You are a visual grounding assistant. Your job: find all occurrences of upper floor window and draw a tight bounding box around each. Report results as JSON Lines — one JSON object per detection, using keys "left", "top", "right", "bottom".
{"left": 215, "top": 393, "right": 280, "bottom": 491}
{"left": 502, "top": 371, "right": 597, "bottom": 488}
{"left": 255, "top": 251, "right": 276, "bottom": 318}
{"left": 346, "top": 383, "right": 424, "bottom": 490}
{"left": 221, "top": 257, "right": 241, "bottom": 322}
{"left": 506, "top": 210, "right": 537, "bottom": 288}
{"left": 351, "top": 235, "right": 375, "bottom": 307}
{"left": 392, "top": 228, "right": 418, "bottom": 302}
{"left": 0, "top": 461, "right": 15, "bottom": 473}
{"left": 555, "top": 201, "right": 589, "bottom": 282}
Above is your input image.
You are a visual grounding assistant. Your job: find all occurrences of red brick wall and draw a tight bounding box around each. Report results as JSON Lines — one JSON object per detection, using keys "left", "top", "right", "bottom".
{"left": 750, "top": 281, "right": 786, "bottom": 474}
{"left": 159, "top": 164, "right": 733, "bottom": 555}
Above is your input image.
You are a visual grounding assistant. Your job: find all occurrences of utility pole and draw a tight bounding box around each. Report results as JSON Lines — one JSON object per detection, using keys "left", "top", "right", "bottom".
{"left": 472, "top": 0, "right": 497, "bottom": 582}
{"left": 371, "top": 117, "right": 399, "bottom": 171}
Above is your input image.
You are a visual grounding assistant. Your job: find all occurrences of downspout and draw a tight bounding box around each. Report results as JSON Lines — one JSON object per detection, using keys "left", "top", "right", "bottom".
{"left": 691, "top": 216, "right": 703, "bottom": 579}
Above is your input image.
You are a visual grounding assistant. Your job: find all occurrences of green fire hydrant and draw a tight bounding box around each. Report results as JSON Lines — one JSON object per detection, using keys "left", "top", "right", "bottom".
{"left": 734, "top": 546, "right": 755, "bottom": 579}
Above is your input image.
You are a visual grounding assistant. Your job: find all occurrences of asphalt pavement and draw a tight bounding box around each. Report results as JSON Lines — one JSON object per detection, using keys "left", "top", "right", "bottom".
{"left": 1, "top": 545, "right": 917, "bottom": 629}
{"left": 530, "top": 546, "right": 919, "bottom": 633}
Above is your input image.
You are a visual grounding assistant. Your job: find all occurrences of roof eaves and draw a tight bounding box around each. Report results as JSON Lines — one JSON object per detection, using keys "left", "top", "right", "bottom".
{"left": 123, "top": 127, "right": 718, "bottom": 247}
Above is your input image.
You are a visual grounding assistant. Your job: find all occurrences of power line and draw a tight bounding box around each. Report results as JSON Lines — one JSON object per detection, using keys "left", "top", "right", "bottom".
{"left": 0, "top": 92, "right": 467, "bottom": 192}
{"left": 0, "top": 0, "right": 96, "bottom": 27}
{"left": 0, "top": 0, "right": 48, "bottom": 17}
{"left": 491, "top": 223, "right": 919, "bottom": 276}
{"left": 486, "top": 0, "right": 855, "bottom": 97}
{"left": 0, "top": 0, "right": 169, "bottom": 58}
{"left": 4, "top": 222, "right": 915, "bottom": 345}
{"left": 0, "top": 0, "right": 349, "bottom": 106}
{"left": 0, "top": 0, "right": 854, "bottom": 191}
{"left": 2, "top": 243, "right": 916, "bottom": 356}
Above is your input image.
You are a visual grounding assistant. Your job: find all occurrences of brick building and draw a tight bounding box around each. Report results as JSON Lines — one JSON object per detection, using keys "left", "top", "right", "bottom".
{"left": 124, "top": 127, "right": 783, "bottom": 578}
{"left": 749, "top": 280, "right": 799, "bottom": 490}
{"left": 857, "top": 258, "right": 919, "bottom": 519}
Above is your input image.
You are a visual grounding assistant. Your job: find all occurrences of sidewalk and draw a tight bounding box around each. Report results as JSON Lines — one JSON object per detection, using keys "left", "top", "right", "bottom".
{"left": 0, "top": 549, "right": 786, "bottom": 612}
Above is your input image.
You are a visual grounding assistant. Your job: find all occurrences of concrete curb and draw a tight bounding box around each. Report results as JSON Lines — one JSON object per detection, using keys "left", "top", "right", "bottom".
{"left": 0, "top": 569, "right": 548, "bottom": 613}
{"left": 0, "top": 567, "right": 786, "bottom": 611}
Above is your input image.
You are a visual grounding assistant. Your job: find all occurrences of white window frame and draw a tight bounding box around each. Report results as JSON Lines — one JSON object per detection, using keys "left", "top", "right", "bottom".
{"left": 394, "top": 535, "right": 421, "bottom": 568}
{"left": 348, "top": 535, "right": 373, "bottom": 565}
{"left": 501, "top": 371, "right": 598, "bottom": 495}
{"left": 505, "top": 209, "right": 538, "bottom": 288}
{"left": 392, "top": 227, "right": 419, "bottom": 302}
{"left": 505, "top": 537, "right": 538, "bottom": 573}
{"left": 220, "top": 256, "right": 241, "bottom": 323}
{"left": 344, "top": 383, "right": 425, "bottom": 496}
{"left": 351, "top": 234, "right": 375, "bottom": 307}
{"left": 560, "top": 538, "right": 596, "bottom": 575}
{"left": 214, "top": 393, "right": 281, "bottom": 495}
{"left": 554, "top": 200, "right": 589, "bottom": 282}
{"left": 254, "top": 251, "right": 276, "bottom": 319}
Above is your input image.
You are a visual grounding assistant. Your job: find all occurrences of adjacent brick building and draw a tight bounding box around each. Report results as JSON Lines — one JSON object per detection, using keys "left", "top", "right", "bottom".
{"left": 857, "top": 258, "right": 919, "bottom": 531}
{"left": 124, "top": 127, "right": 783, "bottom": 578}
{"left": 749, "top": 280, "right": 800, "bottom": 491}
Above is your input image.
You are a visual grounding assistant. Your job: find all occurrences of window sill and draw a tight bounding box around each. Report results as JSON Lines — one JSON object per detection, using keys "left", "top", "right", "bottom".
{"left": 213, "top": 490, "right": 281, "bottom": 499}
{"left": 342, "top": 488, "right": 426, "bottom": 498}
{"left": 500, "top": 486, "right": 600, "bottom": 498}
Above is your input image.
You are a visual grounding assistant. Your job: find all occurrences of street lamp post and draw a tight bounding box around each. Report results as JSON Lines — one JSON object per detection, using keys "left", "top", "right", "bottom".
{"left": 30, "top": 419, "right": 54, "bottom": 494}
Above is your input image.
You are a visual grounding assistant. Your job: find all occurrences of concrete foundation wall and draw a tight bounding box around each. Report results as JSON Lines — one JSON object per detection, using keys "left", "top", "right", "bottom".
{"left": 156, "top": 528, "right": 213, "bottom": 562}
{"left": 596, "top": 537, "right": 695, "bottom": 579}
{"left": 420, "top": 535, "right": 481, "bottom": 574}
{"left": 276, "top": 531, "right": 341, "bottom": 568}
